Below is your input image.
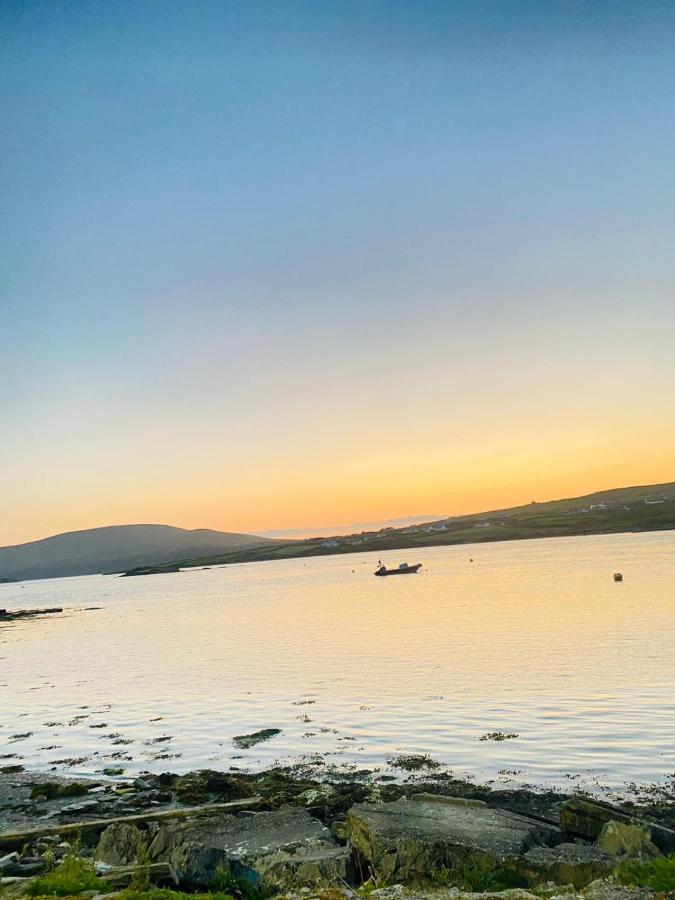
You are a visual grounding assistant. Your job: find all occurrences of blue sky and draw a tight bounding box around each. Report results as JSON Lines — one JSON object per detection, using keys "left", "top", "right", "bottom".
{"left": 2, "top": 1, "right": 674, "bottom": 544}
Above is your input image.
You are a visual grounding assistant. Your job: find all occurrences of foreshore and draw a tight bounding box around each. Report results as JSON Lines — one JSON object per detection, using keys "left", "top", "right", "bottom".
{"left": 1, "top": 760, "right": 674, "bottom": 899}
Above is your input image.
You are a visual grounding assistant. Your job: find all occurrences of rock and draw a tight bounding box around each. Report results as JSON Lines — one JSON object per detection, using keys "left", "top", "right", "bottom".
{"left": 523, "top": 843, "right": 616, "bottom": 888}
{"left": 149, "top": 806, "right": 353, "bottom": 889}
{"left": 595, "top": 822, "right": 659, "bottom": 858}
{"left": 97, "top": 860, "right": 178, "bottom": 888}
{"left": 559, "top": 799, "right": 675, "bottom": 855}
{"left": 172, "top": 770, "right": 257, "bottom": 804}
{"left": 96, "top": 822, "right": 144, "bottom": 866}
{"left": 345, "top": 794, "right": 563, "bottom": 885}
{"left": 367, "top": 888, "right": 539, "bottom": 900}
{"left": 298, "top": 787, "right": 338, "bottom": 807}
{"left": 0, "top": 852, "right": 19, "bottom": 871}
{"left": 232, "top": 728, "right": 282, "bottom": 750}
{"left": 1, "top": 860, "right": 45, "bottom": 876}
{"left": 58, "top": 799, "right": 101, "bottom": 816}
{"left": 278, "top": 881, "right": 658, "bottom": 900}
{"left": 584, "top": 876, "right": 655, "bottom": 900}
{"left": 411, "top": 793, "right": 487, "bottom": 809}
{"left": 560, "top": 800, "right": 631, "bottom": 842}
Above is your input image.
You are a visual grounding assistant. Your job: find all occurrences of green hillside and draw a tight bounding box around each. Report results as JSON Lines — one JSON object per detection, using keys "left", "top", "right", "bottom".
{"left": 158, "top": 481, "right": 675, "bottom": 574}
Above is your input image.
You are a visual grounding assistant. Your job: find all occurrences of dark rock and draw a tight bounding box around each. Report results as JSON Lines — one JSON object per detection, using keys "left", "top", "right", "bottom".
{"left": 29, "top": 781, "right": 91, "bottom": 801}
{"left": 173, "top": 770, "right": 256, "bottom": 805}
{"left": 1, "top": 859, "right": 45, "bottom": 876}
{"left": 560, "top": 799, "right": 675, "bottom": 855}
{"left": 522, "top": 842, "right": 617, "bottom": 887}
{"left": 0, "top": 851, "right": 19, "bottom": 871}
{"left": 149, "top": 806, "right": 352, "bottom": 889}
{"left": 232, "top": 728, "right": 282, "bottom": 750}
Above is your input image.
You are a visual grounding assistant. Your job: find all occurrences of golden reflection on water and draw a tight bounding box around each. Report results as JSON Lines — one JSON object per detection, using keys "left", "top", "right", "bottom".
{"left": 0, "top": 530, "right": 673, "bottom": 792}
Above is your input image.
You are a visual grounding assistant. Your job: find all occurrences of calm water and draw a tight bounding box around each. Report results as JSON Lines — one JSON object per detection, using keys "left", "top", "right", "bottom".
{"left": 1, "top": 531, "right": 674, "bottom": 795}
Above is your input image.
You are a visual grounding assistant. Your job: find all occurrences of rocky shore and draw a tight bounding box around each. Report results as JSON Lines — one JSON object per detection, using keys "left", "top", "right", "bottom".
{"left": 1, "top": 763, "right": 674, "bottom": 899}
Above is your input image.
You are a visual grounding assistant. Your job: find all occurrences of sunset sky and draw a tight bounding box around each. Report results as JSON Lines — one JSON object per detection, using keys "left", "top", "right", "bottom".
{"left": 2, "top": 1, "right": 675, "bottom": 546}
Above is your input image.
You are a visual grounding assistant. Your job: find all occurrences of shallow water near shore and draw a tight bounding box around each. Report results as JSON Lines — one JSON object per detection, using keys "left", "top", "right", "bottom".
{"left": 1, "top": 530, "right": 674, "bottom": 795}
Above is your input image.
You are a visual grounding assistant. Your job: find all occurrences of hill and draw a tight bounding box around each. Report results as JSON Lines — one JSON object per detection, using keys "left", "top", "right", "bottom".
{"left": 156, "top": 481, "right": 675, "bottom": 572}
{"left": 0, "top": 524, "right": 275, "bottom": 582}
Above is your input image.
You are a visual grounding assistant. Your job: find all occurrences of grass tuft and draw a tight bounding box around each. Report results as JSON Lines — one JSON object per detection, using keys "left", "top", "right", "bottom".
{"left": 26, "top": 855, "right": 106, "bottom": 896}
{"left": 616, "top": 855, "right": 675, "bottom": 892}
{"left": 433, "top": 856, "right": 527, "bottom": 892}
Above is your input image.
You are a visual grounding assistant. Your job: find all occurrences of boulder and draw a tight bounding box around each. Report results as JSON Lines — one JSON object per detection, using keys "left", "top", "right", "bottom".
{"left": 595, "top": 822, "right": 659, "bottom": 858}
{"left": 559, "top": 800, "right": 675, "bottom": 855}
{"left": 148, "top": 807, "right": 353, "bottom": 889}
{"left": 0, "top": 853, "right": 19, "bottom": 872}
{"left": 96, "top": 822, "right": 144, "bottom": 866}
{"left": 523, "top": 843, "right": 616, "bottom": 888}
{"left": 345, "top": 794, "right": 562, "bottom": 885}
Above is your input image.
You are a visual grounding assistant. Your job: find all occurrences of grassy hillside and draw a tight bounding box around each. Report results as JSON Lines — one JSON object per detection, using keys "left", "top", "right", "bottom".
{"left": 165, "top": 481, "right": 675, "bottom": 572}
{"left": 0, "top": 524, "right": 276, "bottom": 582}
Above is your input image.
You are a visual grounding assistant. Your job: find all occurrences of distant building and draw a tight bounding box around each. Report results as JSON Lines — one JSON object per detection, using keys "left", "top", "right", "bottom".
{"left": 322, "top": 540, "right": 339, "bottom": 548}
{"left": 474, "top": 521, "right": 491, "bottom": 528}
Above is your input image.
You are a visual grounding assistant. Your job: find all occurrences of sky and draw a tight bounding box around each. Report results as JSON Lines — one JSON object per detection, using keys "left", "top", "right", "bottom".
{"left": 2, "top": 0, "right": 675, "bottom": 546}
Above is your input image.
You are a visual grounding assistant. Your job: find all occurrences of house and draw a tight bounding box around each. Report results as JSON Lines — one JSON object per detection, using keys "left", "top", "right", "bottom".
{"left": 322, "top": 540, "right": 339, "bottom": 548}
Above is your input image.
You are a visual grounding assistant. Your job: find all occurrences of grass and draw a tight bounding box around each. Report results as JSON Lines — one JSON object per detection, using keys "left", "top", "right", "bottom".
{"left": 26, "top": 855, "right": 107, "bottom": 896}
{"left": 616, "top": 855, "right": 675, "bottom": 892}
{"left": 117, "top": 891, "right": 233, "bottom": 900}
{"left": 433, "top": 856, "right": 527, "bottom": 892}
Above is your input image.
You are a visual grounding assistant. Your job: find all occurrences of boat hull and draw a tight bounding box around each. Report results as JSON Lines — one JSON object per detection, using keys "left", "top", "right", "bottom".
{"left": 374, "top": 564, "right": 422, "bottom": 576}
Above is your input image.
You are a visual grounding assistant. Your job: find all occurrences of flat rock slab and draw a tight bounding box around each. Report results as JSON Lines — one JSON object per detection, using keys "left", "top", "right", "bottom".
{"left": 346, "top": 795, "right": 562, "bottom": 884}
{"left": 148, "top": 806, "right": 352, "bottom": 889}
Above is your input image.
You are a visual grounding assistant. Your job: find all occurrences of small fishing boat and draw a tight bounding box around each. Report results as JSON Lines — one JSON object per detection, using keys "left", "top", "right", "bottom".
{"left": 374, "top": 562, "right": 422, "bottom": 577}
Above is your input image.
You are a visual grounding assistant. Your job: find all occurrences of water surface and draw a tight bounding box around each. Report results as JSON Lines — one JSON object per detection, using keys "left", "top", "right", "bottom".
{"left": 1, "top": 531, "right": 673, "bottom": 794}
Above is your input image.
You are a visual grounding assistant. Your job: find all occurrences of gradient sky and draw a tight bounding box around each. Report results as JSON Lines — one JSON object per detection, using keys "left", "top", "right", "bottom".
{"left": 2, "top": 1, "right": 675, "bottom": 546}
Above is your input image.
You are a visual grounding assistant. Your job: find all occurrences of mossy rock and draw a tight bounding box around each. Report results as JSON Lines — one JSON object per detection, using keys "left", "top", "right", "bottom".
{"left": 596, "top": 821, "right": 660, "bottom": 858}
{"left": 173, "top": 771, "right": 256, "bottom": 804}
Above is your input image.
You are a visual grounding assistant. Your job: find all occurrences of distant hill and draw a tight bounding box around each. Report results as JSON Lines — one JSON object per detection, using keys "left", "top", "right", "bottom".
{"left": 0, "top": 524, "right": 275, "bottom": 582}
{"left": 146, "top": 481, "right": 675, "bottom": 572}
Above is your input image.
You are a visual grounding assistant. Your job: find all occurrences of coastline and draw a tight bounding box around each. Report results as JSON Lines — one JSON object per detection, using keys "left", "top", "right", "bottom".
{"left": 1, "top": 762, "right": 674, "bottom": 897}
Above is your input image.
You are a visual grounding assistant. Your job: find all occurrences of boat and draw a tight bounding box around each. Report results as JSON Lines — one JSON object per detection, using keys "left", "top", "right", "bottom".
{"left": 374, "top": 562, "right": 422, "bottom": 576}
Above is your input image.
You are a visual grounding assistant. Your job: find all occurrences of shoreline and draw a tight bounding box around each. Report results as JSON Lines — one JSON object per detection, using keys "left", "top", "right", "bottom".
{"left": 1, "top": 762, "right": 674, "bottom": 897}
